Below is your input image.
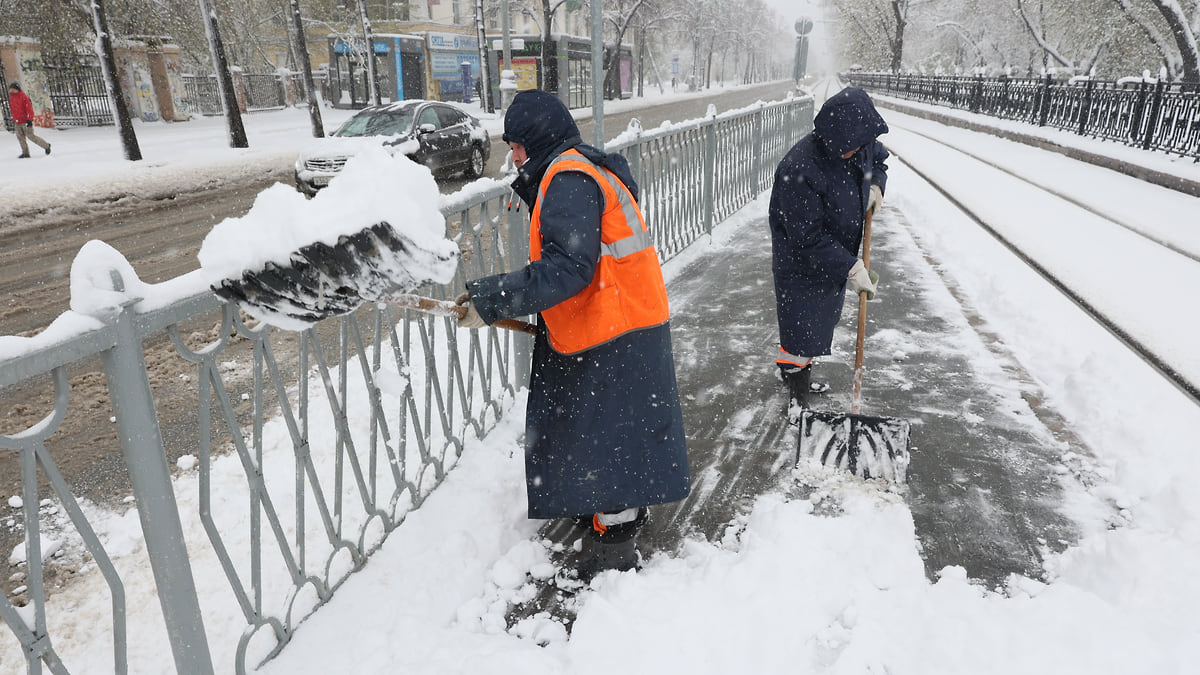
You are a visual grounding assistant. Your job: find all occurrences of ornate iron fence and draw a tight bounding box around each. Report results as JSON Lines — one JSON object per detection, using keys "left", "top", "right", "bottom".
{"left": 0, "top": 93, "right": 812, "bottom": 674}
{"left": 846, "top": 72, "right": 1200, "bottom": 161}
{"left": 182, "top": 74, "right": 223, "bottom": 116}
{"left": 41, "top": 53, "right": 113, "bottom": 128}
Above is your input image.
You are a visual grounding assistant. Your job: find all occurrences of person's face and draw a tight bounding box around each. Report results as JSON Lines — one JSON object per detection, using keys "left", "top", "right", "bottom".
{"left": 840, "top": 146, "right": 862, "bottom": 159}
{"left": 508, "top": 142, "right": 527, "bottom": 168}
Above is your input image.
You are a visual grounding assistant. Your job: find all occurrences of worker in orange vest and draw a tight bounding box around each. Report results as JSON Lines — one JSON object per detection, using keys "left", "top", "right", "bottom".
{"left": 456, "top": 89, "right": 690, "bottom": 583}
{"left": 7, "top": 82, "right": 51, "bottom": 158}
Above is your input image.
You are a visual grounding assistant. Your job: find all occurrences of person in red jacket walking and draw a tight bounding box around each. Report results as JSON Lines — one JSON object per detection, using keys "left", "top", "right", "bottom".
{"left": 7, "top": 82, "right": 51, "bottom": 158}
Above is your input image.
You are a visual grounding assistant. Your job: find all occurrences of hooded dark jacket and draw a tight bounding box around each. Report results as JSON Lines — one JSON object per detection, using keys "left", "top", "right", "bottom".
{"left": 768, "top": 87, "right": 889, "bottom": 357}
{"left": 466, "top": 89, "right": 690, "bottom": 519}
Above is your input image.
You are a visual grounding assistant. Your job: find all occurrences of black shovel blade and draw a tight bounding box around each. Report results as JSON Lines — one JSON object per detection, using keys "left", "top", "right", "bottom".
{"left": 798, "top": 409, "right": 911, "bottom": 484}
{"left": 210, "top": 222, "right": 459, "bottom": 330}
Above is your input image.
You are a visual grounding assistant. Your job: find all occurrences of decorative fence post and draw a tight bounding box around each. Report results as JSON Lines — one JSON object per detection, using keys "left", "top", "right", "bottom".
{"left": 1037, "top": 73, "right": 1052, "bottom": 127}
{"left": 1079, "top": 79, "right": 1094, "bottom": 136}
{"left": 1142, "top": 78, "right": 1165, "bottom": 150}
{"left": 702, "top": 109, "right": 718, "bottom": 236}
{"left": 101, "top": 294, "right": 214, "bottom": 674}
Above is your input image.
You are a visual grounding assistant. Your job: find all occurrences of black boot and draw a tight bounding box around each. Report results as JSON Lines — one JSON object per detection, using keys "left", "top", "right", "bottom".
{"left": 783, "top": 365, "right": 813, "bottom": 409}
{"left": 576, "top": 508, "right": 647, "bottom": 583}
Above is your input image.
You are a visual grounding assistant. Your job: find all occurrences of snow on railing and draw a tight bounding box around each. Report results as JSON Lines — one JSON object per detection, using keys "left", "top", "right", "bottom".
{"left": 845, "top": 71, "right": 1200, "bottom": 161}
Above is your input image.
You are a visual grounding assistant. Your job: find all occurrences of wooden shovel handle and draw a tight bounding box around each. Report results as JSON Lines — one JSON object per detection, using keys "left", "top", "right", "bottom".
{"left": 388, "top": 294, "right": 537, "bottom": 335}
{"left": 851, "top": 208, "right": 874, "bottom": 415}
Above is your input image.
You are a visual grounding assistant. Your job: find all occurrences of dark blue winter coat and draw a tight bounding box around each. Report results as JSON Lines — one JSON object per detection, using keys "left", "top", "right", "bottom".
{"left": 466, "top": 90, "right": 690, "bottom": 519}
{"left": 769, "top": 87, "right": 889, "bottom": 358}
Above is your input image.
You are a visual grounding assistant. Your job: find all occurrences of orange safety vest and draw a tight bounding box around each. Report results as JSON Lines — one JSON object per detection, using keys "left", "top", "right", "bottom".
{"left": 530, "top": 149, "right": 670, "bottom": 354}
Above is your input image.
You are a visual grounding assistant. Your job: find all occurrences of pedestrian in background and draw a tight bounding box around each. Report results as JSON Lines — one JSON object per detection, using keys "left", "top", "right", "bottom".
{"left": 7, "top": 82, "right": 51, "bottom": 158}
{"left": 768, "top": 87, "right": 889, "bottom": 408}
{"left": 455, "top": 89, "right": 690, "bottom": 582}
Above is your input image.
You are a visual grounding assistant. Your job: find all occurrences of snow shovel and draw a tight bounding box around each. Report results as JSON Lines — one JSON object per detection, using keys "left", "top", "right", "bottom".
{"left": 207, "top": 221, "right": 536, "bottom": 335}
{"left": 797, "top": 208, "right": 911, "bottom": 483}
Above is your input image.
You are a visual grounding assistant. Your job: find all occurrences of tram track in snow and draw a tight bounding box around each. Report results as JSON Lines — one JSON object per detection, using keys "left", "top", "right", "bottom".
{"left": 892, "top": 125, "right": 1200, "bottom": 265}
{"left": 881, "top": 119, "right": 1200, "bottom": 407}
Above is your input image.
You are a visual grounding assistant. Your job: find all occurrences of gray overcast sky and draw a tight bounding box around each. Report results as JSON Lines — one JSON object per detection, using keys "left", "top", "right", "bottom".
{"left": 763, "top": 0, "right": 822, "bottom": 27}
{"left": 762, "top": 1, "right": 838, "bottom": 77}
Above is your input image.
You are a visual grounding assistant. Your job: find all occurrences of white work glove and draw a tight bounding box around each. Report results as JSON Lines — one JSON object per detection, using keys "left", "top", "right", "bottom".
{"left": 867, "top": 184, "right": 883, "bottom": 213}
{"left": 454, "top": 292, "right": 487, "bottom": 329}
{"left": 847, "top": 259, "right": 879, "bottom": 300}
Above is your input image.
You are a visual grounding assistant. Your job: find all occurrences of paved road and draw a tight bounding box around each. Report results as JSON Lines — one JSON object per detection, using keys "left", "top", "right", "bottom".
{"left": 0, "top": 81, "right": 797, "bottom": 340}
{"left": 649, "top": 203, "right": 1085, "bottom": 586}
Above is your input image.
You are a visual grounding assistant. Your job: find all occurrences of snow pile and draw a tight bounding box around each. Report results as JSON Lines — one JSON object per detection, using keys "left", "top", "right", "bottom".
{"left": 197, "top": 146, "right": 458, "bottom": 285}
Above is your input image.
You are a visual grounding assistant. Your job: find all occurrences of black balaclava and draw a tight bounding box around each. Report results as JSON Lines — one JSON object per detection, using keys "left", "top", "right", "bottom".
{"left": 503, "top": 90, "right": 583, "bottom": 208}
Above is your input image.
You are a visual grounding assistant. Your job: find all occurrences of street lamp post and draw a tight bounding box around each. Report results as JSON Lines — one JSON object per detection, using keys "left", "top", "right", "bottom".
{"left": 794, "top": 17, "right": 813, "bottom": 83}
{"left": 591, "top": 0, "right": 604, "bottom": 146}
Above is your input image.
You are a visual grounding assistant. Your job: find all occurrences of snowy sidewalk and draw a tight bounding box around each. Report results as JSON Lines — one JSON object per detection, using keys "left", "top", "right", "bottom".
{"left": 261, "top": 188, "right": 1163, "bottom": 675}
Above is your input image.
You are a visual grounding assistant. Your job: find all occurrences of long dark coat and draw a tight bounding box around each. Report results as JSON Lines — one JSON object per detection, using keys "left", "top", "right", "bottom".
{"left": 466, "top": 90, "right": 690, "bottom": 519}
{"left": 769, "top": 87, "right": 890, "bottom": 358}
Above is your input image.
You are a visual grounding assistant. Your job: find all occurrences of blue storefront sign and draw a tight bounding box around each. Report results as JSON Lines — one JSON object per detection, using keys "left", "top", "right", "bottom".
{"left": 428, "top": 31, "right": 480, "bottom": 98}
{"left": 333, "top": 40, "right": 388, "bottom": 54}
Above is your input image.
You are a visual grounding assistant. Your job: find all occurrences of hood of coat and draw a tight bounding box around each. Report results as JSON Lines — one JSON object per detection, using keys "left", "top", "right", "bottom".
{"left": 813, "top": 87, "right": 889, "bottom": 158}
{"left": 504, "top": 90, "right": 582, "bottom": 198}
{"left": 503, "top": 89, "right": 640, "bottom": 208}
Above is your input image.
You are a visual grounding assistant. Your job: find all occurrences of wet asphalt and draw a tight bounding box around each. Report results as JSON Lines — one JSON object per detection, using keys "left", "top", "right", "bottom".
{"left": 626, "top": 200, "right": 1091, "bottom": 588}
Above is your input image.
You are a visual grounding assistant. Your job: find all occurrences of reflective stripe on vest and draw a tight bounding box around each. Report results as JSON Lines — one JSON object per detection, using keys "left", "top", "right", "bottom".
{"left": 530, "top": 149, "right": 670, "bottom": 354}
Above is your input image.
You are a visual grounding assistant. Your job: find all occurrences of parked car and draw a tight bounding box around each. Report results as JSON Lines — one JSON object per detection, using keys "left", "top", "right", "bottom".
{"left": 294, "top": 100, "right": 491, "bottom": 196}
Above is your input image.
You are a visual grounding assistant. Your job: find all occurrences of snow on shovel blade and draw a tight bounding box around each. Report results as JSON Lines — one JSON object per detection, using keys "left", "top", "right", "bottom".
{"left": 211, "top": 221, "right": 459, "bottom": 331}
{"left": 797, "top": 410, "right": 910, "bottom": 484}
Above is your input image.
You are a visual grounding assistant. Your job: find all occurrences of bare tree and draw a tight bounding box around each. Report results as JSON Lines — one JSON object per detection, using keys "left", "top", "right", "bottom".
{"left": 1016, "top": 0, "right": 1106, "bottom": 73}
{"left": 1108, "top": 0, "right": 1200, "bottom": 80}
{"left": 831, "top": 0, "right": 912, "bottom": 72}
{"left": 600, "top": 0, "right": 653, "bottom": 97}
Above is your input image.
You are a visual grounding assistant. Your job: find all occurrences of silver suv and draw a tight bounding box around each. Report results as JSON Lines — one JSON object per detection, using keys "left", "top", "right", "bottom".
{"left": 295, "top": 100, "right": 490, "bottom": 196}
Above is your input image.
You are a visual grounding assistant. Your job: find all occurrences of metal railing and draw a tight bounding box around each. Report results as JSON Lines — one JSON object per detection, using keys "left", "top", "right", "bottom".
{"left": 845, "top": 72, "right": 1200, "bottom": 161}
{"left": 0, "top": 92, "right": 812, "bottom": 674}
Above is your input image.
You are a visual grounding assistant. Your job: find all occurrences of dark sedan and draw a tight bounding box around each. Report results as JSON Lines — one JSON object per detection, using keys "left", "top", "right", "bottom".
{"left": 295, "top": 100, "right": 491, "bottom": 196}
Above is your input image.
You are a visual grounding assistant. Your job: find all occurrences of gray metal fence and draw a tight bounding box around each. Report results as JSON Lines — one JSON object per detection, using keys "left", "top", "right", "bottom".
{"left": 0, "top": 93, "right": 811, "bottom": 674}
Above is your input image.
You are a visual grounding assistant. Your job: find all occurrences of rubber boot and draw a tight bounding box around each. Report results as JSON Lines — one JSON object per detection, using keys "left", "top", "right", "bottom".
{"left": 576, "top": 534, "right": 638, "bottom": 584}
{"left": 784, "top": 365, "right": 813, "bottom": 409}
{"left": 576, "top": 508, "right": 647, "bottom": 583}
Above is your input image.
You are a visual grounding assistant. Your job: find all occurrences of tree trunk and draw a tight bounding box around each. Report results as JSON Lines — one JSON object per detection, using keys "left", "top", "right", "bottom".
{"left": 474, "top": 0, "right": 493, "bottom": 112}
{"left": 354, "top": 0, "right": 380, "bottom": 105}
{"left": 197, "top": 0, "right": 248, "bottom": 147}
{"left": 889, "top": 0, "right": 907, "bottom": 73}
{"left": 91, "top": 0, "right": 141, "bottom": 160}
{"left": 290, "top": 0, "right": 324, "bottom": 137}
{"left": 705, "top": 37, "right": 714, "bottom": 88}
